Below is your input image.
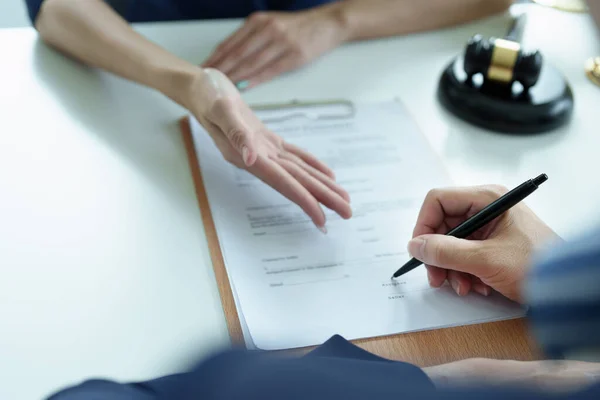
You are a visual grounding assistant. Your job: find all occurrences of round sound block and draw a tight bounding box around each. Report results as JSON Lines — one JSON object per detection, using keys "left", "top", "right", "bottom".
{"left": 437, "top": 56, "right": 574, "bottom": 134}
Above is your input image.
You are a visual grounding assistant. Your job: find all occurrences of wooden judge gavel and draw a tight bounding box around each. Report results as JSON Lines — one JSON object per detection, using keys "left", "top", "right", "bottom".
{"left": 463, "top": 14, "right": 543, "bottom": 91}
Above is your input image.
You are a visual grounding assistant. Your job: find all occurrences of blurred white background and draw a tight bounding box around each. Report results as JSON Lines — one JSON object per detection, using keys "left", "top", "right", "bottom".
{"left": 0, "top": 0, "right": 30, "bottom": 28}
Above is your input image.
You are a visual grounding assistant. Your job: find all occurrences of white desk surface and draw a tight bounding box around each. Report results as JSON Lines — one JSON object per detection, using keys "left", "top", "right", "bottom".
{"left": 1, "top": 4, "right": 599, "bottom": 399}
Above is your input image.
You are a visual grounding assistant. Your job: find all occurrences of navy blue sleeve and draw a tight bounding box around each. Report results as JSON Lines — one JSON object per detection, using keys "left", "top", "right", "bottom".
{"left": 166, "top": 335, "right": 434, "bottom": 400}
{"left": 24, "top": 0, "right": 130, "bottom": 24}
{"left": 47, "top": 335, "right": 433, "bottom": 400}
{"left": 46, "top": 375, "right": 189, "bottom": 400}
{"left": 165, "top": 335, "right": 600, "bottom": 400}
{"left": 46, "top": 335, "right": 600, "bottom": 400}
{"left": 525, "top": 228, "right": 600, "bottom": 360}
{"left": 24, "top": 0, "right": 44, "bottom": 24}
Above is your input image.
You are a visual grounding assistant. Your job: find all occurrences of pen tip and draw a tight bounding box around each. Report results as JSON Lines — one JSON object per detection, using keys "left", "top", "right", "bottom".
{"left": 533, "top": 173, "right": 548, "bottom": 186}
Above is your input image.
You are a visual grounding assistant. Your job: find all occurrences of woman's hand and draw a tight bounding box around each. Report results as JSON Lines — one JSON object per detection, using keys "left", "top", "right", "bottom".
{"left": 184, "top": 68, "right": 352, "bottom": 230}
{"left": 424, "top": 358, "right": 600, "bottom": 393}
{"left": 408, "top": 185, "right": 559, "bottom": 302}
{"left": 202, "top": 8, "right": 348, "bottom": 89}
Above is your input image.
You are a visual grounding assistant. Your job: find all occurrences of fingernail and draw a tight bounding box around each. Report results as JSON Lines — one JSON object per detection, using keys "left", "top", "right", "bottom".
{"left": 427, "top": 273, "right": 434, "bottom": 287}
{"left": 451, "top": 280, "right": 461, "bottom": 295}
{"left": 242, "top": 146, "right": 251, "bottom": 166}
{"left": 318, "top": 226, "right": 327, "bottom": 234}
{"left": 236, "top": 80, "right": 250, "bottom": 91}
{"left": 474, "top": 283, "right": 491, "bottom": 296}
{"left": 407, "top": 237, "right": 425, "bottom": 260}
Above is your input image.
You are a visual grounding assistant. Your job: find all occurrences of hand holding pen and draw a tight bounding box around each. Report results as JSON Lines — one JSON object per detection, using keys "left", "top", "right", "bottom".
{"left": 394, "top": 176, "right": 560, "bottom": 303}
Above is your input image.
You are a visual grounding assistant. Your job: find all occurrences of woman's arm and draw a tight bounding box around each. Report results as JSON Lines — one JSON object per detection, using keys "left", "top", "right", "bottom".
{"left": 35, "top": 0, "right": 197, "bottom": 108}
{"left": 32, "top": 0, "right": 352, "bottom": 229}
{"left": 204, "top": 0, "right": 513, "bottom": 88}
{"left": 333, "top": 0, "right": 514, "bottom": 41}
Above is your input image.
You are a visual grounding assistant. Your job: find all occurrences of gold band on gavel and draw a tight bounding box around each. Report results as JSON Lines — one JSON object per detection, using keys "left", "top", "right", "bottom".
{"left": 487, "top": 38, "right": 521, "bottom": 83}
{"left": 585, "top": 57, "right": 600, "bottom": 87}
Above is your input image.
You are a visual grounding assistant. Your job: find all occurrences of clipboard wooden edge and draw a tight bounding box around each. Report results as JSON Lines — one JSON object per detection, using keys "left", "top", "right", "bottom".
{"left": 180, "top": 116, "right": 245, "bottom": 346}
{"left": 179, "top": 115, "right": 542, "bottom": 365}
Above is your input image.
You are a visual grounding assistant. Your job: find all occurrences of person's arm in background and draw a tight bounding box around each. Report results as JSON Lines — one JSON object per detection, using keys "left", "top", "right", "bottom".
{"left": 424, "top": 358, "right": 600, "bottom": 392}
{"left": 329, "top": 0, "right": 515, "bottom": 40}
{"left": 31, "top": 0, "right": 198, "bottom": 110}
{"left": 204, "top": 0, "right": 513, "bottom": 88}
{"left": 27, "top": 0, "right": 352, "bottom": 230}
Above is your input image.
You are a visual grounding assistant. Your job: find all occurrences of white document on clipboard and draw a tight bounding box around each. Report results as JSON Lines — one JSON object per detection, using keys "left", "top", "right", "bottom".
{"left": 189, "top": 100, "right": 524, "bottom": 350}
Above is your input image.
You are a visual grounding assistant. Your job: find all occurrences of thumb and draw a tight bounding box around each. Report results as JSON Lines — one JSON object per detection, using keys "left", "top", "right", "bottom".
{"left": 200, "top": 68, "right": 259, "bottom": 167}
{"left": 213, "top": 107, "right": 258, "bottom": 167}
{"left": 407, "top": 234, "right": 486, "bottom": 275}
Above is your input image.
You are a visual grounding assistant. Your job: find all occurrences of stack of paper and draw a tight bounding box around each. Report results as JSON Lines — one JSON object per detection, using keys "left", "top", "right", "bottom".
{"left": 189, "top": 100, "right": 523, "bottom": 350}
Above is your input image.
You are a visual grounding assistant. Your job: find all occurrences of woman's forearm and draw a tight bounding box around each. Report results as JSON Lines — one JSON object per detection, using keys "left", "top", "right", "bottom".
{"left": 327, "top": 0, "right": 513, "bottom": 42}
{"left": 35, "top": 0, "right": 199, "bottom": 108}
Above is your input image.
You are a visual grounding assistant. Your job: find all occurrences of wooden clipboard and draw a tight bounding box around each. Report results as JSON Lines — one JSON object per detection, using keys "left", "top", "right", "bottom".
{"left": 180, "top": 116, "right": 540, "bottom": 366}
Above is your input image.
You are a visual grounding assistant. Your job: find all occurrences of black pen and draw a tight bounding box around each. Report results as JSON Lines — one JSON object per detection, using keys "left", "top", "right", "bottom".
{"left": 391, "top": 173, "right": 548, "bottom": 279}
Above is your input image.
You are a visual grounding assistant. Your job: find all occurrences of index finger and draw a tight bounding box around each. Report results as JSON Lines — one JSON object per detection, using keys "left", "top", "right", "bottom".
{"left": 203, "top": 21, "right": 259, "bottom": 67}
{"left": 249, "top": 157, "right": 327, "bottom": 228}
{"left": 206, "top": 98, "right": 258, "bottom": 166}
{"left": 412, "top": 186, "right": 505, "bottom": 238}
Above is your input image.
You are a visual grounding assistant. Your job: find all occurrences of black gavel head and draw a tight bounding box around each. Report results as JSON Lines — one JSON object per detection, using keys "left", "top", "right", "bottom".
{"left": 463, "top": 34, "right": 543, "bottom": 90}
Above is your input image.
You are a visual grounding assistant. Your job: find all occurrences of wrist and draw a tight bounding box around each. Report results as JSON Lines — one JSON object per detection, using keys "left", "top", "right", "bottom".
{"left": 148, "top": 60, "right": 204, "bottom": 110}
{"left": 315, "top": 2, "right": 354, "bottom": 45}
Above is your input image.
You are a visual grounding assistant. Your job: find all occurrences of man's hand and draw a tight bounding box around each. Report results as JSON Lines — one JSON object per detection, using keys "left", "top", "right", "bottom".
{"left": 185, "top": 68, "right": 352, "bottom": 229}
{"left": 202, "top": 8, "right": 348, "bottom": 89}
{"left": 408, "top": 185, "right": 559, "bottom": 302}
{"left": 424, "top": 358, "right": 600, "bottom": 393}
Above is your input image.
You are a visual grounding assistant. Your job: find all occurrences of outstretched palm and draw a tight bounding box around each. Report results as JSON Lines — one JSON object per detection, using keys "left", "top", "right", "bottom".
{"left": 193, "top": 69, "right": 352, "bottom": 229}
